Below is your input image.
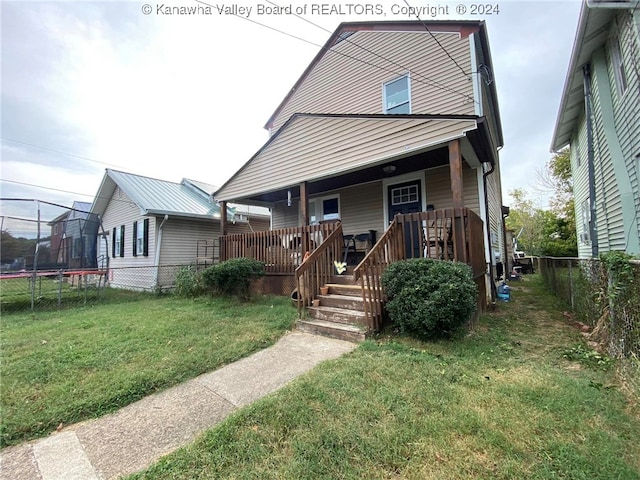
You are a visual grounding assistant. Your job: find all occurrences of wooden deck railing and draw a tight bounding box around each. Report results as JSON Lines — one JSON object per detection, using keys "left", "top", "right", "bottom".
{"left": 219, "top": 223, "right": 338, "bottom": 274}
{"left": 354, "top": 208, "right": 486, "bottom": 331}
{"left": 295, "top": 223, "right": 344, "bottom": 318}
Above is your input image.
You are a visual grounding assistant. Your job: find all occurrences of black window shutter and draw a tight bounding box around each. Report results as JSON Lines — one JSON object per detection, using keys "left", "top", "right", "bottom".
{"left": 133, "top": 221, "right": 138, "bottom": 257}
{"left": 120, "top": 225, "right": 125, "bottom": 257}
{"left": 143, "top": 218, "right": 149, "bottom": 256}
{"left": 112, "top": 228, "right": 116, "bottom": 257}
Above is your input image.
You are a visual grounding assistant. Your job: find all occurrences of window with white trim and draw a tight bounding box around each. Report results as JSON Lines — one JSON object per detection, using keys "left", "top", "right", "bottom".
{"left": 611, "top": 36, "right": 627, "bottom": 97}
{"left": 309, "top": 196, "right": 340, "bottom": 223}
{"left": 133, "top": 219, "right": 149, "bottom": 257}
{"left": 383, "top": 75, "right": 410, "bottom": 114}
{"left": 113, "top": 225, "right": 125, "bottom": 257}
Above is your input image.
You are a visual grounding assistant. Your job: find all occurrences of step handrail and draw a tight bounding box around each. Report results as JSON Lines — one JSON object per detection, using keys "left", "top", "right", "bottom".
{"left": 294, "top": 223, "right": 344, "bottom": 318}
{"left": 353, "top": 217, "right": 404, "bottom": 330}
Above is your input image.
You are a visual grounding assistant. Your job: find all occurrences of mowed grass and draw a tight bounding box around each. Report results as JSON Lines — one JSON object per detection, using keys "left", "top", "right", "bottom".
{"left": 0, "top": 294, "right": 296, "bottom": 447}
{"left": 131, "top": 276, "right": 640, "bottom": 479}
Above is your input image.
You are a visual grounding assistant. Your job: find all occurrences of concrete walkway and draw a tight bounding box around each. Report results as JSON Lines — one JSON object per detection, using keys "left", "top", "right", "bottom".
{"left": 0, "top": 332, "right": 357, "bottom": 480}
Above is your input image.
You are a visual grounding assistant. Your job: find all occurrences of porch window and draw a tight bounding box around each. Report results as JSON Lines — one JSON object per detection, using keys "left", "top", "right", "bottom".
{"left": 309, "top": 195, "right": 340, "bottom": 223}
{"left": 611, "top": 36, "right": 627, "bottom": 97}
{"left": 383, "top": 75, "right": 410, "bottom": 114}
{"left": 391, "top": 185, "right": 419, "bottom": 205}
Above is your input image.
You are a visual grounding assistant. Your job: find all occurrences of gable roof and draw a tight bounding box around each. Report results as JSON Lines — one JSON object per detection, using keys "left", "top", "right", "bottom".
{"left": 91, "top": 169, "right": 223, "bottom": 221}
{"left": 551, "top": 1, "right": 623, "bottom": 151}
{"left": 264, "top": 20, "right": 501, "bottom": 140}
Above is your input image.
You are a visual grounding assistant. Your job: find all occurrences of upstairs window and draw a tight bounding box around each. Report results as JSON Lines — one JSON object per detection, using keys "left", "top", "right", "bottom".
{"left": 383, "top": 75, "right": 410, "bottom": 114}
{"left": 611, "top": 36, "right": 627, "bottom": 97}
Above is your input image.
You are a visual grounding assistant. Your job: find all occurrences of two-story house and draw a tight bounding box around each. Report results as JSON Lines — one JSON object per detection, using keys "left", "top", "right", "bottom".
{"left": 215, "top": 21, "right": 505, "bottom": 337}
{"left": 552, "top": 0, "right": 640, "bottom": 258}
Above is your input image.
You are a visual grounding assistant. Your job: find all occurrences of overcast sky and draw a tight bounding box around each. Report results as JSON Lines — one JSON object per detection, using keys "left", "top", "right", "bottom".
{"left": 1, "top": 0, "right": 582, "bottom": 237}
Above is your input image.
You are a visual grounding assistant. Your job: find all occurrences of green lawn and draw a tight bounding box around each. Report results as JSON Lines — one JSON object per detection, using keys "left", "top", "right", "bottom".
{"left": 0, "top": 294, "right": 296, "bottom": 447}
{"left": 130, "top": 276, "right": 640, "bottom": 479}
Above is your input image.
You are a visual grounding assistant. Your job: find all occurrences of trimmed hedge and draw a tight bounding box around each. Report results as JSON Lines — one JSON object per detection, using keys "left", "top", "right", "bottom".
{"left": 381, "top": 258, "right": 477, "bottom": 339}
{"left": 201, "top": 258, "right": 265, "bottom": 300}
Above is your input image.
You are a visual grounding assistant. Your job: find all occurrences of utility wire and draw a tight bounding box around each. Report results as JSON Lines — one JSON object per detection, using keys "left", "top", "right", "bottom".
{"left": 1, "top": 137, "right": 124, "bottom": 169}
{"left": 265, "top": 0, "right": 477, "bottom": 104}
{"left": 402, "top": 0, "right": 470, "bottom": 78}
{"left": 197, "top": 0, "right": 476, "bottom": 104}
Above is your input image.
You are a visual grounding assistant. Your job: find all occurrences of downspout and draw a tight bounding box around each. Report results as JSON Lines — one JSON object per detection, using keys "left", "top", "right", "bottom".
{"left": 583, "top": 64, "right": 599, "bottom": 257}
{"left": 483, "top": 162, "right": 497, "bottom": 302}
{"left": 153, "top": 215, "right": 169, "bottom": 289}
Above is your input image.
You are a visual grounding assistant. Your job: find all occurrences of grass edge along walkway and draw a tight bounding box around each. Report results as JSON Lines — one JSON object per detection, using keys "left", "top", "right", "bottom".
{"left": 1, "top": 294, "right": 296, "bottom": 448}
{"left": 130, "top": 276, "right": 640, "bottom": 480}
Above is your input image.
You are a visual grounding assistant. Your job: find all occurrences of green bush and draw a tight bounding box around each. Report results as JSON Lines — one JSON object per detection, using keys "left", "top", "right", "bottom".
{"left": 174, "top": 265, "right": 206, "bottom": 298}
{"left": 381, "top": 258, "right": 477, "bottom": 339}
{"left": 202, "top": 258, "right": 265, "bottom": 300}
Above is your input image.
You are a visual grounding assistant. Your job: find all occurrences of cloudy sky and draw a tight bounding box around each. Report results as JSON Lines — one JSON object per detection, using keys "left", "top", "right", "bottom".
{"left": 1, "top": 0, "right": 582, "bottom": 237}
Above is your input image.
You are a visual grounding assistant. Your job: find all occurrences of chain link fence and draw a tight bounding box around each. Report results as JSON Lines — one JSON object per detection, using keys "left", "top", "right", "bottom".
{"left": 0, "top": 265, "right": 190, "bottom": 313}
{"left": 538, "top": 256, "right": 640, "bottom": 392}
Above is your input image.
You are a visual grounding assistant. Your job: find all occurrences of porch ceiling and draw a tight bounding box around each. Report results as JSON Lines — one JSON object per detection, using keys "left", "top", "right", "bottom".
{"left": 215, "top": 114, "right": 480, "bottom": 204}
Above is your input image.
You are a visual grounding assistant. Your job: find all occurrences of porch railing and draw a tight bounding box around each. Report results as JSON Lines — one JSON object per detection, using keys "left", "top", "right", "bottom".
{"left": 354, "top": 208, "right": 486, "bottom": 331}
{"left": 294, "top": 223, "right": 344, "bottom": 318}
{"left": 219, "top": 223, "right": 338, "bottom": 274}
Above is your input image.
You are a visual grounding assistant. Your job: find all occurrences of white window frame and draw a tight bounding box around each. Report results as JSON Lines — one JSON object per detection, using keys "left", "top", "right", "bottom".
{"left": 580, "top": 198, "right": 591, "bottom": 243}
{"left": 309, "top": 194, "right": 340, "bottom": 224}
{"left": 611, "top": 35, "right": 627, "bottom": 97}
{"left": 383, "top": 75, "right": 411, "bottom": 114}
{"left": 136, "top": 221, "right": 145, "bottom": 256}
{"left": 115, "top": 226, "right": 122, "bottom": 256}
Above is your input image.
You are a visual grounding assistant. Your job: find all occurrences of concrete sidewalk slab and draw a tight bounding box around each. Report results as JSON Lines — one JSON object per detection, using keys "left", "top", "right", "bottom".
{"left": 0, "top": 332, "right": 357, "bottom": 480}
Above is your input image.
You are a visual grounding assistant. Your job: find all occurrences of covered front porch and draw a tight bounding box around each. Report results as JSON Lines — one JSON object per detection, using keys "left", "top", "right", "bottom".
{"left": 215, "top": 115, "right": 499, "bottom": 335}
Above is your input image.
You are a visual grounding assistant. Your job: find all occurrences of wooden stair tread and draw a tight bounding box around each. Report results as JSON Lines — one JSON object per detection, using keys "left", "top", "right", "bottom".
{"left": 298, "top": 318, "right": 365, "bottom": 332}
{"left": 308, "top": 305, "right": 366, "bottom": 317}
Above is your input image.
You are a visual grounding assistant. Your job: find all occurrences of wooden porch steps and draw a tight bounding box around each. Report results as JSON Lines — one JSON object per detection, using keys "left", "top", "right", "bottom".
{"left": 295, "top": 273, "right": 375, "bottom": 343}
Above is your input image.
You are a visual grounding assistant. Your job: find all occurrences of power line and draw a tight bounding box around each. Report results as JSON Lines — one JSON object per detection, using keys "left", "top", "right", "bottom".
{"left": 264, "top": 0, "right": 476, "bottom": 103}
{"left": 402, "top": 0, "right": 470, "bottom": 78}
{"left": 1, "top": 137, "right": 124, "bottom": 169}
{"left": 197, "top": 0, "right": 476, "bottom": 104}
{"left": 0, "top": 178, "right": 138, "bottom": 209}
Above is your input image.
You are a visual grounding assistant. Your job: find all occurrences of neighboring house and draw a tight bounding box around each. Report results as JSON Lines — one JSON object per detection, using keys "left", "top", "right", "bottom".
{"left": 48, "top": 210, "right": 70, "bottom": 265}
{"left": 90, "top": 169, "right": 270, "bottom": 291}
{"left": 47, "top": 201, "right": 99, "bottom": 268}
{"left": 552, "top": 0, "right": 640, "bottom": 258}
{"left": 215, "top": 20, "right": 506, "bottom": 309}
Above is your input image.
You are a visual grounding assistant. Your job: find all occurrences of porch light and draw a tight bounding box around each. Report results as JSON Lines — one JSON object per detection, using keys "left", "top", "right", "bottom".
{"left": 383, "top": 165, "right": 396, "bottom": 174}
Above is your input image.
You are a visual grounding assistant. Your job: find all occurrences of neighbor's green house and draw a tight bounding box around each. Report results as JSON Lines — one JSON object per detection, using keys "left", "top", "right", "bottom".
{"left": 552, "top": 0, "right": 640, "bottom": 258}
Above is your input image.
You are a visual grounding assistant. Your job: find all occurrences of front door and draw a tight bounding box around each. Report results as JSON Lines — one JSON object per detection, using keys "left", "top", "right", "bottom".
{"left": 387, "top": 181, "right": 423, "bottom": 258}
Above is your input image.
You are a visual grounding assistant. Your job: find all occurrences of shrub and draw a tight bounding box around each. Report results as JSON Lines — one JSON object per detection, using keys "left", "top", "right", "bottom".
{"left": 202, "top": 258, "right": 265, "bottom": 300}
{"left": 381, "top": 258, "right": 477, "bottom": 339}
{"left": 174, "top": 265, "right": 206, "bottom": 298}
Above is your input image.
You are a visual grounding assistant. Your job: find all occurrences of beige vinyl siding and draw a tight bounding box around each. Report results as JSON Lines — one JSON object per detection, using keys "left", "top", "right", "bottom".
{"left": 271, "top": 30, "right": 475, "bottom": 133}
{"left": 271, "top": 200, "right": 300, "bottom": 229}
{"left": 337, "top": 182, "right": 385, "bottom": 236}
{"left": 217, "top": 116, "right": 476, "bottom": 201}
{"left": 485, "top": 161, "right": 504, "bottom": 261}
{"left": 424, "top": 165, "right": 481, "bottom": 216}
{"left": 159, "top": 218, "right": 220, "bottom": 266}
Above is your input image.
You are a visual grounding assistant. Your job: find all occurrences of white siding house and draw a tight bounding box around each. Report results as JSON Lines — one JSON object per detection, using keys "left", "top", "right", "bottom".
{"left": 90, "top": 170, "right": 270, "bottom": 291}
